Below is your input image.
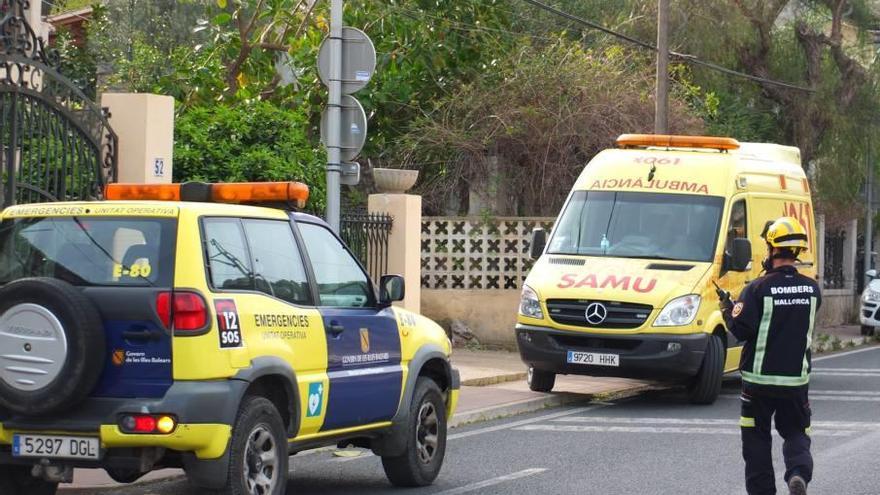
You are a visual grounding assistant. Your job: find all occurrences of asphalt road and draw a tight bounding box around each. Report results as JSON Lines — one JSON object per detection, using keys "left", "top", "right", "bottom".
{"left": 67, "top": 345, "right": 880, "bottom": 495}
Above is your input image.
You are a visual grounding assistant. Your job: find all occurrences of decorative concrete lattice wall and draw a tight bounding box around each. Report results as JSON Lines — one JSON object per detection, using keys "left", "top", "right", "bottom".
{"left": 421, "top": 217, "right": 555, "bottom": 290}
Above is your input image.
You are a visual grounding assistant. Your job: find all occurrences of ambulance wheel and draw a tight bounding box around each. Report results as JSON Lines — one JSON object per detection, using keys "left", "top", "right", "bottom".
{"left": 381, "top": 377, "right": 447, "bottom": 487}
{"left": 688, "top": 335, "right": 724, "bottom": 405}
{"left": 527, "top": 367, "right": 555, "bottom": 392}
{"left": 861, "top": 325, "right": 875, "bottom": 337}
{"left": 0, "top": 465, "right": 58, "bottom": 495}
{"left": 219, "top": 396, "right": 289, "bottom": 495}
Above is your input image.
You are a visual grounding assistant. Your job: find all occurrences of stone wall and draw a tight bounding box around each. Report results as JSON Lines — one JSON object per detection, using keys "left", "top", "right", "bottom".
{"left": 816, "top": 289, "right": 859, "bottom": 328}
{"left": 421, "top": 289, "right": 520, "bottom": 349}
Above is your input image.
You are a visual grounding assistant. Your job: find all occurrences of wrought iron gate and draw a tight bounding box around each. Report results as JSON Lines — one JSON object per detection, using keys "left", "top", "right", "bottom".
{"left": 340, "top": 212, "right": 393, "bottom": 281}
{"left": 1, "top": 0, "right": 117, "bottom": 208}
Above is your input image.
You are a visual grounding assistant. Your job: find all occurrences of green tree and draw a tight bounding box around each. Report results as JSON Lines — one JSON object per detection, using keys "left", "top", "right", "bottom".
{"left": 397, "top": 40, "right": 703, "bottom": 215}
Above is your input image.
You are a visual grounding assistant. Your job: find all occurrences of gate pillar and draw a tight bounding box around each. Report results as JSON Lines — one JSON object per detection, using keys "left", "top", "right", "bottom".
{"left": 101, "top": 93, "right": 174, "bottom": 184}
{"left": 369, "top": 194, "right": 422, "bottom": 313}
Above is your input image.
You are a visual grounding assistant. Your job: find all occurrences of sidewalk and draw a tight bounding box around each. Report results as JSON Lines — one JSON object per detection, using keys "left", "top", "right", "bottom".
{"left": 450, "top": 349, "right": 653, "bottom": 427}
{"left": 814, "top": 324, "right": 877, "bottom": 352}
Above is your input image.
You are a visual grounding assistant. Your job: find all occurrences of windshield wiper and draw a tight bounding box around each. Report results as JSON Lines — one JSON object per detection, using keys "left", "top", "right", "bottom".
{"left": 618, "top": 254, "right": 682, "bottom": 261}
{"left": 208, "top": 239, "right": 275, "bottom": 296}
{"left": 209, "top": 239, "right": 253, "bottom": 278}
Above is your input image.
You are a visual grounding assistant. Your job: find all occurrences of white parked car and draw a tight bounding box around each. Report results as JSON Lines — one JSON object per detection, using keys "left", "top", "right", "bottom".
{"left": 861, "top": 270, "right": 880, "bottom": 336}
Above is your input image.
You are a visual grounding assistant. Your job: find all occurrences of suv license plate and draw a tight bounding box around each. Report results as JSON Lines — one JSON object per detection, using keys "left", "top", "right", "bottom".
{"left": 12, "top": 434, "right": 100, "bottom": 460}
{"left": 567, "top": 351, "right": 619, "bottom": 367}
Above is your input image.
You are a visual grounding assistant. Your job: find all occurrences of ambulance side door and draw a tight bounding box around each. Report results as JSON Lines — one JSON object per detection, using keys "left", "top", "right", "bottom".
{"left": 720, "top": 196, "right": 751, "bottom": 347}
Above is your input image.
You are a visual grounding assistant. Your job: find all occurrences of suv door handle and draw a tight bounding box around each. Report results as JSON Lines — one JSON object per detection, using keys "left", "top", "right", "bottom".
{"left": 327, "top": 322, "right": 345, "bottom": 337}
{"left": 122, "top": 329, "right": 164, "bottom": 342}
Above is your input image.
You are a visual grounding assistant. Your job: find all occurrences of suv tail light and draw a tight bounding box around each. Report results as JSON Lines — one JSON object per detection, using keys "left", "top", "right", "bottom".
{"left": 119, "top": 414, "right": 178, "bottom": 434}
{"left": 156, "top": 291, "right": 208, "bottom": 332}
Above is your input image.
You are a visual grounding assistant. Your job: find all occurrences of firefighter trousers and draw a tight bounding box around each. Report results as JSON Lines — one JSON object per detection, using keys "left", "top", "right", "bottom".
{"left": 740, "top": 386, "right": 812, "bottom": 495}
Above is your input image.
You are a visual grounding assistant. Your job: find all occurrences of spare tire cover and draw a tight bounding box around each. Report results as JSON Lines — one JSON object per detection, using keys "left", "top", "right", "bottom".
{"left": 0, "top": 278, "right": 105, "bottom": 417}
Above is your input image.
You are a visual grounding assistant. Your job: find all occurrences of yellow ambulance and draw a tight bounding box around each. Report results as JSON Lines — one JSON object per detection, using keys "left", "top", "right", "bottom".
{"left": 516, "top": 134, "right": 817, "bottom": 404}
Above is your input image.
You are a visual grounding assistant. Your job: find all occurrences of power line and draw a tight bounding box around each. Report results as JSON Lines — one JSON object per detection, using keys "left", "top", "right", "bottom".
{"left": 517, "top": 0, "right": 815, "bottom": 93}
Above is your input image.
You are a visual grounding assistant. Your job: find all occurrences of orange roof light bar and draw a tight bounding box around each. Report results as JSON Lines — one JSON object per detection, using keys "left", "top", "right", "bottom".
{"left": 616, "top": 134, "right": 740, "bottom": 151}
{"left": 104, "top": 181, "right": 310, "bottom": 207}
{"left": 105, "top": 184, "right": 181, "bottom": 201}
{"left": 211, "top": 182, "right": 309, "bottom": 207}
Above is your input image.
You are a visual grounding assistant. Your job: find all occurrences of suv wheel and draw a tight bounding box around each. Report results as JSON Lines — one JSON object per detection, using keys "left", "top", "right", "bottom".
{"left": 0, "top": 465, "right": 58, "bottom": 495}
{"left": 861, "top": 325, "right": 875, "bottom": 337}
{"left": 527, "top": 367, "right": 556, "bottom": 392}
{"left": 381, "top": 377, "right": 447, "bottom": 487}
{"left": 214, "top": 396, "right": 288, "bottom": 495}
{"left": 688, "top": 334, "right": 724, "bottom": 405}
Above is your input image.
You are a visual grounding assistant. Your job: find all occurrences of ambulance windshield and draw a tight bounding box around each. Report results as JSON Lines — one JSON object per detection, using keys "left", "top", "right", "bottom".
{"left": 547, "top": 191, "right": 724, "bottom": 262}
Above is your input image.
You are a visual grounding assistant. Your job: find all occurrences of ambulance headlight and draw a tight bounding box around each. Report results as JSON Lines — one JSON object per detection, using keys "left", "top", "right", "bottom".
{"left": 519, "top": 285, "right": 544, "bottom": 320}
{"left": 654, "top": 295, "right": 701, "bottom": 327}
{"left": 864, "top": 289, "right": 880, "bottom": 303}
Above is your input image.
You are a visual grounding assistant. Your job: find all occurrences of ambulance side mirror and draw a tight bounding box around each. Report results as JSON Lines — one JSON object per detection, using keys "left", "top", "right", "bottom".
{"left": 729, "top": 238, "right": 752, "bottom": 272}
{"left": 867, "top": 269, "right": 878, "bottom": 279}
{"left": 530, "top": 228, "right": 547, "bottom": 260}
{"left": 379, "top": 275, "right": 405, "bottom": 306}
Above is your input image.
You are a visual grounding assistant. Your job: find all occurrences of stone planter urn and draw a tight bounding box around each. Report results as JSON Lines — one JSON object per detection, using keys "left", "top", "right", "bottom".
{"left": 373, "top": 168, "right": 419, "bottom": 194}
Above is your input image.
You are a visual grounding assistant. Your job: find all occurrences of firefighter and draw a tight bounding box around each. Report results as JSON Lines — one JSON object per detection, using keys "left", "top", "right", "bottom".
{"left": 721, "top": 217, "right": 821, "bottom": 495}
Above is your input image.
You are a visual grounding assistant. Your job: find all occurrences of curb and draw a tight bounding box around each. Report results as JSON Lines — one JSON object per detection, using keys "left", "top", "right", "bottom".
{"left": 460, "top": 371, "right": 527, "bottom": 387}
{"left": 812, "top": 334, "right": 879, "bottom": 354}
{"left": 449, "top": 382, "right": 658, "bottom": 429}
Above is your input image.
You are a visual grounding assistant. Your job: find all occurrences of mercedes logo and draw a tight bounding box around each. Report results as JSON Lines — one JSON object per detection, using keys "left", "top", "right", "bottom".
{"left": 584, "top": 302, "right": 608, "bottom": 325}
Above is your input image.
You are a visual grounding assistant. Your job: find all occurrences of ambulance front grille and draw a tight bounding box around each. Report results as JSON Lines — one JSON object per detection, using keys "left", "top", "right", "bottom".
{"left": 545, "top": 299, "right": 653, "bottom": 329}
{"left": 548, "top": 257, "right": 586, "bottom": 266}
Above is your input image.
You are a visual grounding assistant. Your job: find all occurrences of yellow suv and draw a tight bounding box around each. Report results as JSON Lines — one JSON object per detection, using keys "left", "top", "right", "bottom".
{"left": 0, "top": 182, "right": 459, "bottom": 495}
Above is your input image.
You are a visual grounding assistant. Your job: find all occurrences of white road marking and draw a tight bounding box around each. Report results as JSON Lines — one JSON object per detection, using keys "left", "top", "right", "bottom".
{"left": 811, "top": 371, "right": 880, "bottom": 377}
{"left": 799, "top": 389, "right": 880, "bottom": 396}
{"left": 329, "top": 406, "right": 603, "bottom": 463}
{"left": 550, "top": 416, "right": 880, "bottom": 430}
{"left": 448, "top": 405, "right": 601, "bottom": 440}
{"left": 720, "top": 394, "right": 880, "bottom": 402}
{"left": 812, "top": 368, "right": 880, "bottom": 372}
{"left": 812, "top": 345, "right": 880, "bottom": 361}
{"left": 433, "top": 468, "right": 548, "bottom": 495}
{"left": 513, "top": 424, "right": 855, "bottom": 437}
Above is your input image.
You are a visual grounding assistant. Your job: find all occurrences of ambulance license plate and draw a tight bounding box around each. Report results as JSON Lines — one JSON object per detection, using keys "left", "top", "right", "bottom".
{"left": 567, "top": 351, "right": 619, "bottom": 367}
{"left": 13, "top": 434, "right": 100, "bottom": 460}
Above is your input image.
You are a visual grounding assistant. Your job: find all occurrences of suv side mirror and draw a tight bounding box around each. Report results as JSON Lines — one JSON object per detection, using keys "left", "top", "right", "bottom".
{"left": 730, "top": 238, "right": 752, "bottom": 272}
{"left": 379, "top": 275, "right": 405, "bottom": 305}
{"left": 530, "top": 228, "right": 547, "bottom": 260}
{"left": 867, "top": 269, "right": 878, "bottom": 279}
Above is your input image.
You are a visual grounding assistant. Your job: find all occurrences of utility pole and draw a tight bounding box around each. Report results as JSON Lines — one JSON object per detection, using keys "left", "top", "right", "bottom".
{"left": 326, "top": 0, "right": 343, "bottom": 232}
{"left": 866, "top": 146, "right": 875, "bottom": 288}
{"left": 654, "top": 0, "right": 669, "bottom": 134}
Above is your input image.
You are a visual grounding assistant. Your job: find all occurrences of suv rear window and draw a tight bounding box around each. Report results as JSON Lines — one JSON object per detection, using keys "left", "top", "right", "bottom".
{"left": 0, "top": 216, "right": 176, "bottom": 287}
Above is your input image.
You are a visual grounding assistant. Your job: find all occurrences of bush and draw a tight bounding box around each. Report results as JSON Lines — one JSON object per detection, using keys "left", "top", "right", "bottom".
{"left": 174, "top": 101, "right": 326, "bottom": 212}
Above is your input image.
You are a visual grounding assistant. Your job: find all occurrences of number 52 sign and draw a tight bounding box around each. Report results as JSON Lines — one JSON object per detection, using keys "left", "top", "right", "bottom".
{"left": 153, "top": 158, "right": 166, "bottom": 178}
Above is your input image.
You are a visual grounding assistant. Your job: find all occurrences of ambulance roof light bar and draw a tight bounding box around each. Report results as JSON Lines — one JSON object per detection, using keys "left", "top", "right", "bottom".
{"left": 616, "top": 134, "right": 740, "bottom": 151}
{"left": 104, "top": 181, "right": 310, "bottom": 208}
